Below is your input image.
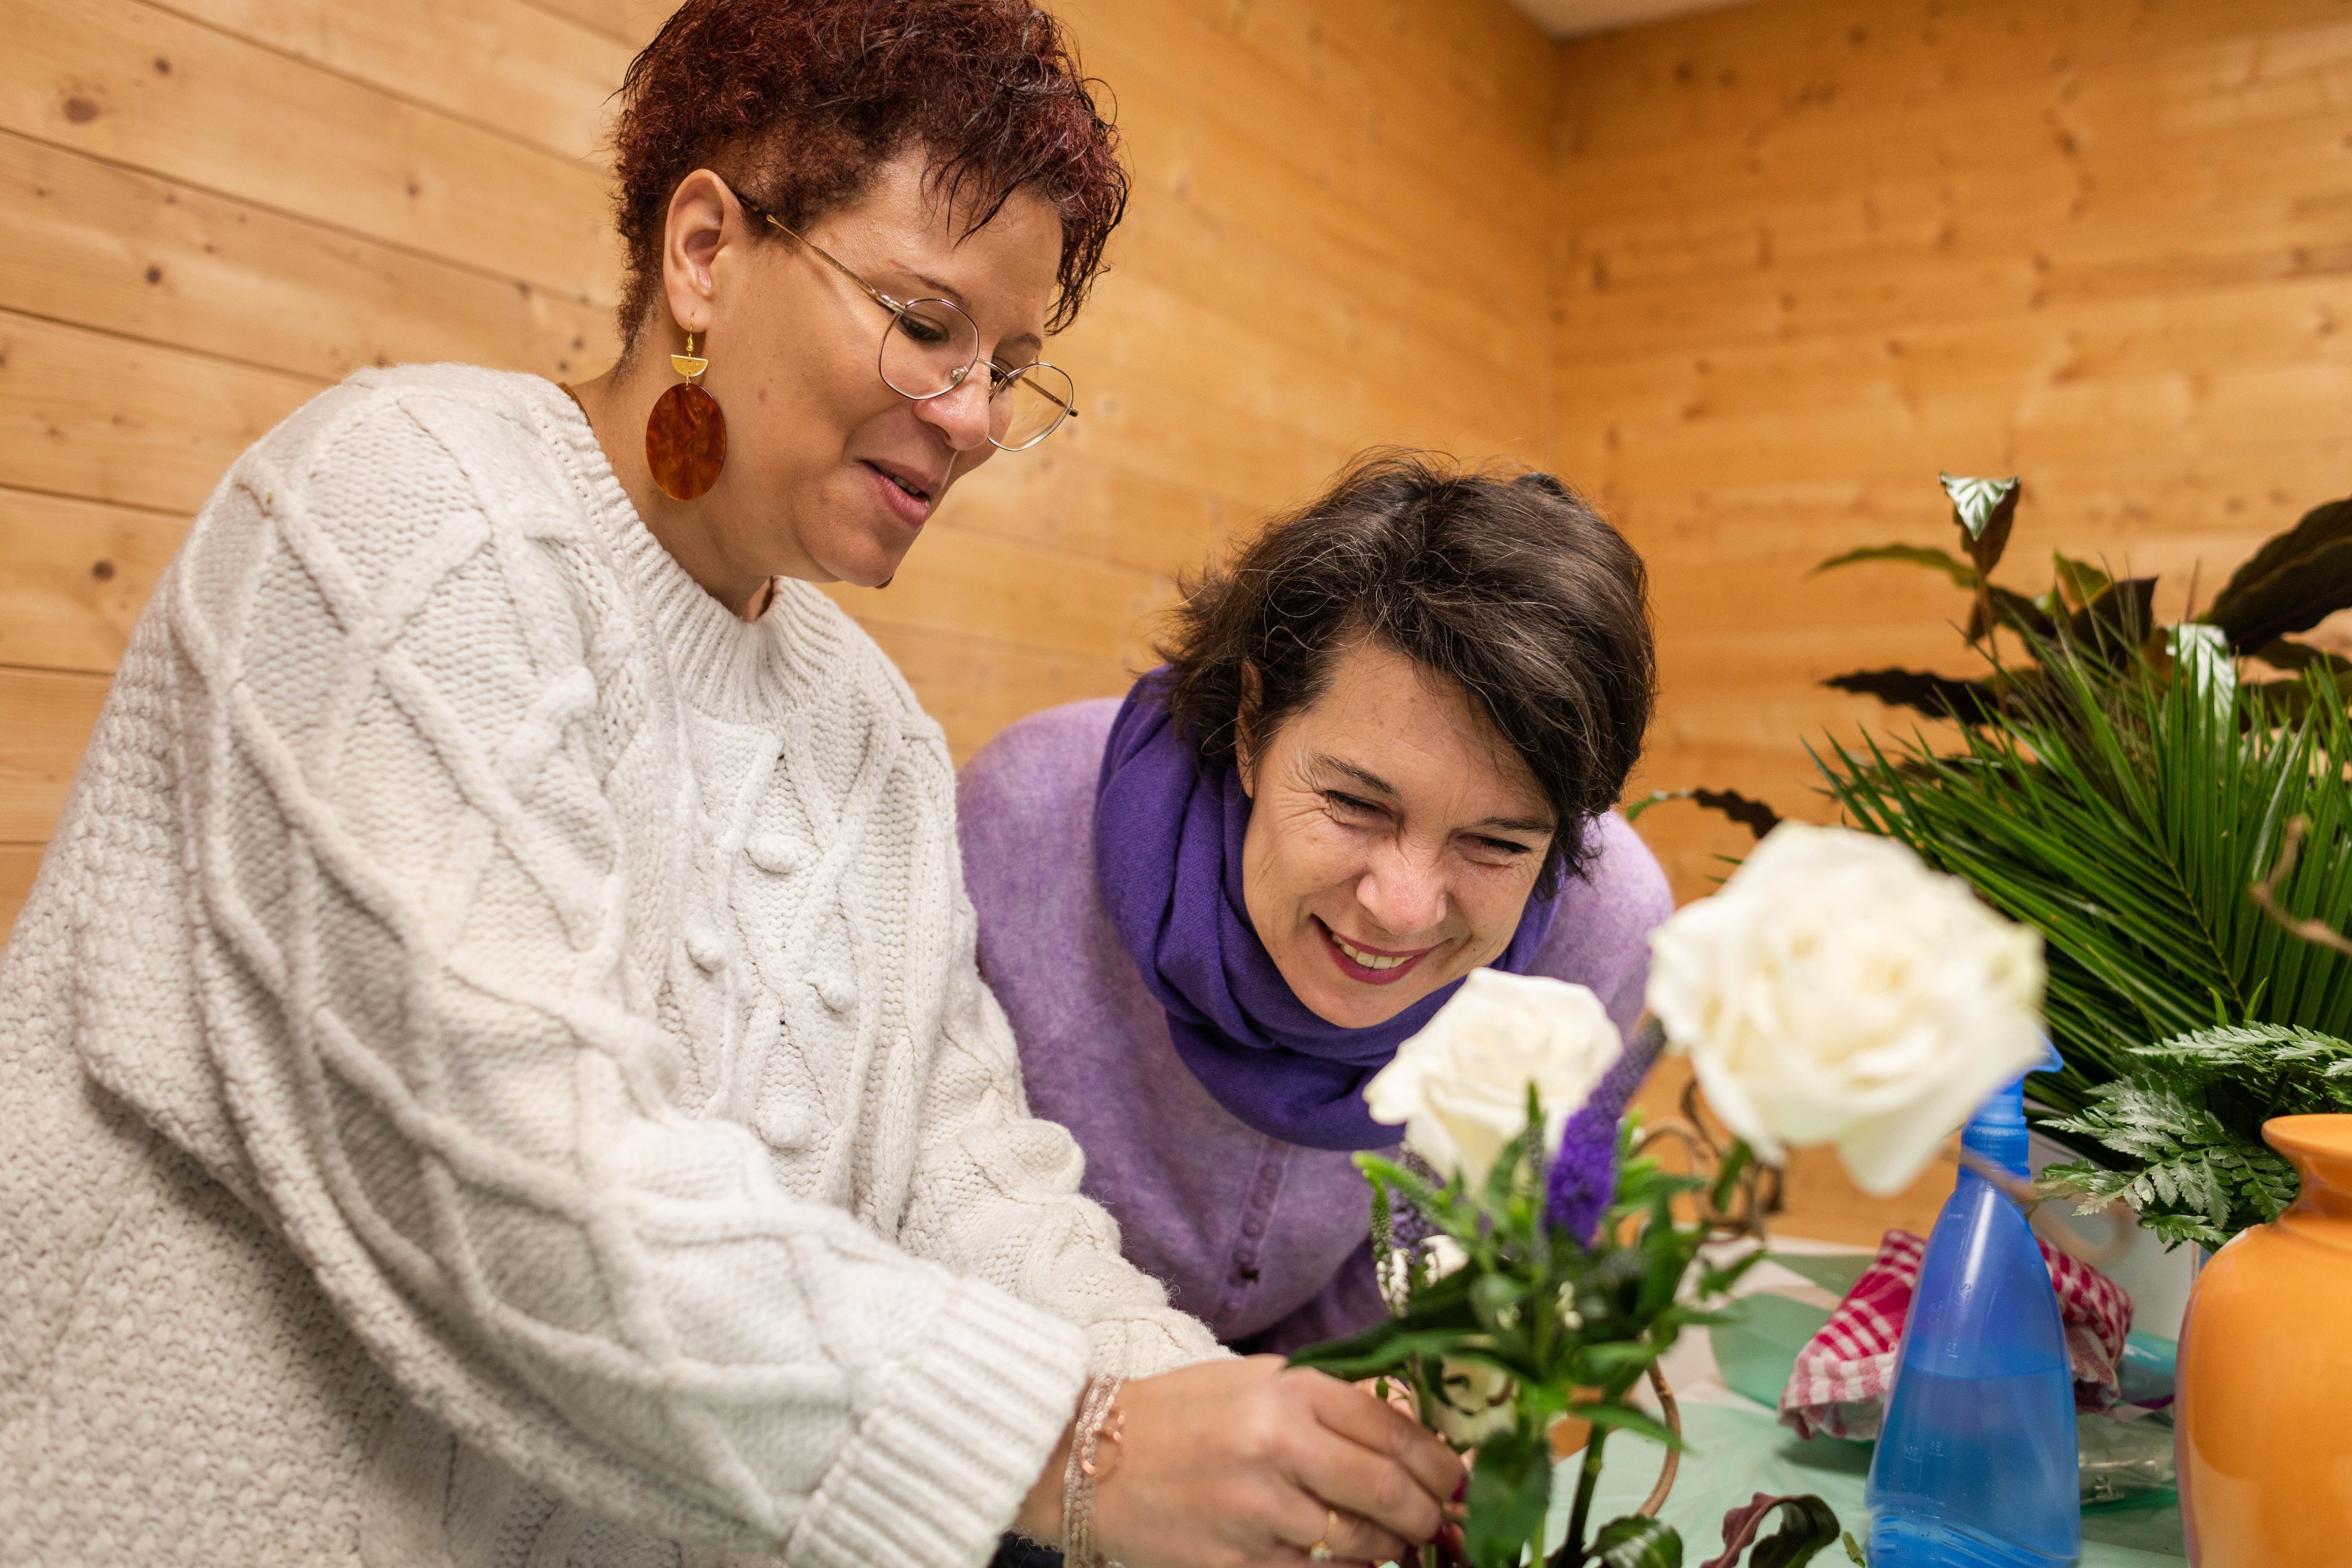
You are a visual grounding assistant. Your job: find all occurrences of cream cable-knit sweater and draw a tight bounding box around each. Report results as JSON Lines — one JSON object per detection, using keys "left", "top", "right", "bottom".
{"left": 0, "top": 364, "right": 1220, "bottom": 1567}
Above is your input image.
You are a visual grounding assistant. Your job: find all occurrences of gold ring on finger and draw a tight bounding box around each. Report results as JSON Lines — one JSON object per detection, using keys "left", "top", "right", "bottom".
{"left": 1308, "top": 1507, "right": 1338, "bottom": 1563}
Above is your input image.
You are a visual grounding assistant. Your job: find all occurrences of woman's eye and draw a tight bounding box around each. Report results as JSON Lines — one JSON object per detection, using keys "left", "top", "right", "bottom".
{"left": 1470, "top": 836, "right": 1533, "bottom": 859}
{"left": 1324, "top": 792, "right": 1381, "bottom": 818}
{"left": 899, "top": 311, "right": 952, "bottom": 345}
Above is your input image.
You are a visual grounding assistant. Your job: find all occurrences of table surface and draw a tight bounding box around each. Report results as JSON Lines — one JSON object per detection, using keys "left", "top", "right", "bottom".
{"left": 1537, "top": 1237, "right": 2188, "bottom": 1566}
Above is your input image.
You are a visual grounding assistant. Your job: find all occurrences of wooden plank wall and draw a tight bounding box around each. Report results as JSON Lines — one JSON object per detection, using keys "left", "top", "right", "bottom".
{"left": 0, "top": 0, "right": 1557, "bottom": 938}
{"left": 23, "top": 0, "right": 2342, "bottom": 1245}
{"left": 1557, "top": 0, "right": 2352, "bottom": 1242}
{"left": 836, "top": 0, "right": 1559, "bottom": 751}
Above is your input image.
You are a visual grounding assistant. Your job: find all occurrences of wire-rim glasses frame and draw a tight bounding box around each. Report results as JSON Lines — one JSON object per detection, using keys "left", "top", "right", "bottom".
{"left": 722, "top": 180, "right": 1077, "bottom": 453}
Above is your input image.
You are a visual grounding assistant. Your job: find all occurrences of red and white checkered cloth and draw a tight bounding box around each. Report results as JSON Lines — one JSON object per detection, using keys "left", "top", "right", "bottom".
{"left": 1777, "top": 1228, "right": 2134, "bottom": 1441}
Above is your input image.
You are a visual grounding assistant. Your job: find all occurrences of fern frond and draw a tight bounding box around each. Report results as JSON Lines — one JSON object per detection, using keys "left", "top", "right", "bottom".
{"left": 2041, "top": 1079, "right": 2301, "bottom": 1242}
{"left": 2132, "top": 1022, "right": 2352, "bottom": 1071}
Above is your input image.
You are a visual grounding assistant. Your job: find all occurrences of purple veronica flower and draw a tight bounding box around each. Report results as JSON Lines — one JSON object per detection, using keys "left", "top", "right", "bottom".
{"left": 1544, "top": 1099, "right": 1619, "bottom": 1248}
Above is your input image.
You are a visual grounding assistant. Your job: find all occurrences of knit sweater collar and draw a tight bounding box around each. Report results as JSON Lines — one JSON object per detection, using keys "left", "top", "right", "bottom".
{"left": 529, "top": 375, "right": 854, "bottom": 724}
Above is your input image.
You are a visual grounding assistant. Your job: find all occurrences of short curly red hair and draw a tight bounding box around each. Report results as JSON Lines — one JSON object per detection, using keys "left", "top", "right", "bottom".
{"left": 611, "top": 0, "right": 1127, "bottom": 351}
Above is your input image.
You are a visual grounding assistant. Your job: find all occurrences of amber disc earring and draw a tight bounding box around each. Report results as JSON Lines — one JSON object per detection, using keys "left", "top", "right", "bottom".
{"left": 645, "top": 330, "right": 727, "bottom": 500}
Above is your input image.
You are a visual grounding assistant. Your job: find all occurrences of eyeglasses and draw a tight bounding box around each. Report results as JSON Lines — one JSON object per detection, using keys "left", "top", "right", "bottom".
{"left": 728, "top": 184, "right": 1077, "bottom": 452}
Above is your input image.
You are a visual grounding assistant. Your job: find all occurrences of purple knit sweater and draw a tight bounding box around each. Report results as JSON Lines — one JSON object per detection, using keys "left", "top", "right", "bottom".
{"left": 958, "top": 698, "right": 1675, "bottom": 1351}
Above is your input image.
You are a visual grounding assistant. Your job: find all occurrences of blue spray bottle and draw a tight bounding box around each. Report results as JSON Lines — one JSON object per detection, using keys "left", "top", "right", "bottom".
{"left": 1866, "top": 1044, "right": 2080, "bottom": 1567}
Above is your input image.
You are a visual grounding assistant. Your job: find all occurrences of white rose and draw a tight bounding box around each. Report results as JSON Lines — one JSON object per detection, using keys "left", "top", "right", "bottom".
{"left": 1646, "top": 822, "right": 2046, "bottom": 1196}
{"left": 1363, "top": 969, "right": 1624, "bottom": 1195}
{"left": 1430, "top": 1357, "right": 1517, "bottom": 1447}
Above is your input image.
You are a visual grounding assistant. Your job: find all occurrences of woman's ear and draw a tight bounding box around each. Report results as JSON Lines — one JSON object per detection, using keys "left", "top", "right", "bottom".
{"left": 659, "top": 168, "right": 731, "bottom": 340}
{"left": 1234, "top": 661, "right": 1264, "bottom": 797}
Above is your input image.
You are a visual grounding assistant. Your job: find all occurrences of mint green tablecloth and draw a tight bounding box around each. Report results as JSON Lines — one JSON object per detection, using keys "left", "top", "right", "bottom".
{"left": 1520, "top": 1246, "right": 2187, "bottom": 1564}
{"left": 1543, "top": 1391, "right": 2187, "bottom": 1566}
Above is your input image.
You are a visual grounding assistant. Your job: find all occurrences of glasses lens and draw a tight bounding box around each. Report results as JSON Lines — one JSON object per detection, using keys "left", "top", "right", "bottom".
{"left": 990, "top": 363, "right": 1074, "bottom": 450}
{"left": 879, "top": 299, "right": 980, "bottom": 399}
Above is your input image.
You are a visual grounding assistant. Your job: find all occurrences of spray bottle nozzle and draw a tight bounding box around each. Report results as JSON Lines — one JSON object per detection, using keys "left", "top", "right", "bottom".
{"left": 1962, "top": 1038, "right": 2065, "bottom": 1182}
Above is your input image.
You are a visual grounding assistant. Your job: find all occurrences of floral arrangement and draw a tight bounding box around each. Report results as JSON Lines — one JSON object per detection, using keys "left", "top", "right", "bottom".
{"left": 1290, "top": 824, "right": 2048, "bottom": 1568}
{"left": 1633, "top": 471, "right": 2352, "bottom": 1250}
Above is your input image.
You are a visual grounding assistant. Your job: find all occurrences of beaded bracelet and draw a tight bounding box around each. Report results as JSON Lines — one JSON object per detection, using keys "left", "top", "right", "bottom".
{"left": 1061, "top": 1373, "right": 1126, "bottom": 1568}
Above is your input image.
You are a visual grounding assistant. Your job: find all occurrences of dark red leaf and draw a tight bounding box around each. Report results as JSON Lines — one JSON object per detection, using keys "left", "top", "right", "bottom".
{"left": 1690, "top": 788, "right": 1783, "bottom": 840}
{"left": 2206, "top": 497, "right": 2352, "bottom": 652}
{"left": 1698, "top": 1493, "right": 1844, "bottom": 1568}
{"left": 1823, "top": 668, "right": 2003, "bottom": 724}
{"left": 2062, "top": 576, "right": 2157, "bottom": 663}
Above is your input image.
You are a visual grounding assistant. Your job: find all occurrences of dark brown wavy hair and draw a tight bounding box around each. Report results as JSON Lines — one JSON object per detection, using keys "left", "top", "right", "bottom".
{"left": 1156, "top": 452, "right": 1657, "bottom": 897}
{"left": 611, "top": 0, "right": 1127, "bottom": 352}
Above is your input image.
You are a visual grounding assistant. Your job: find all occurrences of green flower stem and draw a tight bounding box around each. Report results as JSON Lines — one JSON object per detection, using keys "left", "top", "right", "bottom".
{"left": 1560, "top": 1425, "right": 1611, "bottom": 1564}
{"left": 1410, "top": 1355, "right": 1440, "bottom": 1568}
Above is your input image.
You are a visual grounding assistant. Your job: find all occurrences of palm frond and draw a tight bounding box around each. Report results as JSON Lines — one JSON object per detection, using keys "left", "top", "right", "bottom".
{"left": 1816, "top": 661, "right": 2352, "bottom": 1149}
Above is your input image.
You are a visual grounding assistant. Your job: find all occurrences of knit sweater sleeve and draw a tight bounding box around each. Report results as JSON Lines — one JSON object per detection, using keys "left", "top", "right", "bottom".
{"left": 888, "top": 735, "right": 1226, "bottom": 1382}
{"left": 165, "top": 382, "right": 1088, "bottom": 1567}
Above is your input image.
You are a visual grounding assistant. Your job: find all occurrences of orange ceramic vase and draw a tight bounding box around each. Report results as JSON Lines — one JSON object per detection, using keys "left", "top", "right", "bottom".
{"left": 2178, "top": 1114, "right": 2352, "bottom": 1564}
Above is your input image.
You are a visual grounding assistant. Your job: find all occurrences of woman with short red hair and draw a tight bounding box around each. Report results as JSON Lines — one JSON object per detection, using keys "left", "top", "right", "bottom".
{"left": 0, "top": 5, "right": 1459, "bottom": 1566}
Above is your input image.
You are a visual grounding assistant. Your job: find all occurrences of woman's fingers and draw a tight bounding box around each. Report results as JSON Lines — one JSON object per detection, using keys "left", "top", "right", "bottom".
{"left": 1280, "top": 1419, "right": 1448, "bottom": 1549}
{"left": 1270, "top": 1496, "right": 1412, "bottom": 1568}
{"left": 1295, "top": 1368, "right": 1465, "bottom": 1509}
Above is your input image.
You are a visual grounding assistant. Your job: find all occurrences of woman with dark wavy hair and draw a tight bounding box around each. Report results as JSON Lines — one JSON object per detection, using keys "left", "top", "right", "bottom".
{"left": 962, "top": 453, "right": 1672, "bottom": 1355}
{"left": 0, "top": 6, "right": 1461, "bottom": 1567}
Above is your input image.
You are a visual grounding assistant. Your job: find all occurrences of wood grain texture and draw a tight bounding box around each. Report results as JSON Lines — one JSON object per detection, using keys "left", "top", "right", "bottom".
{"left": 8, "top": 0, "right": 2178, "bottom": 1250}
{"left": 147, "top": 0, "right": 630, "bottom": 162}
{"left": 855, "top": 622, "right": 1134, "bottom": 764}
{"left": 0, "top": 488, "right": 186, "bottom": 674}
{"left": 0, "top": 309, "right": 321, "bottom": 514}
{"left": 1556, "top": 0, "right": 2352, "bottom": 1235}
{"left": 0, "top": 133, "right": 612, "bottom": 382}
{"left": 1557, "top": 0, "right": 2352, "bottom": 900}
{"left": 2, "top": 0, "right": 614, "bottom": 303}
{"left": 0, "top": 665, "right": 109, "bottom": 842}
{"left": 0, "top": 843, "right": 42, "bottom": 946}
{"left": 517, "top": 0, "right": 671, "bottom": 48}
{"left": 0, "top": 0, "right": 1562, "bottom": 983}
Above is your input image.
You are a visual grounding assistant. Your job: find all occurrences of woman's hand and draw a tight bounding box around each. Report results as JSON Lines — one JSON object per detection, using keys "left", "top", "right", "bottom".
{"left": 1078, "top": 1356, "right": 1464, "bottom": 1567}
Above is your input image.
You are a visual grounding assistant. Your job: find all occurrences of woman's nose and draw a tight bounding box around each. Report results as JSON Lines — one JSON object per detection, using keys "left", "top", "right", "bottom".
{"left": 1355, "top": 846, "right": 1448, "bottom": 938}
{"left": 915, "top": 367, "right": 993, "bottom": 451}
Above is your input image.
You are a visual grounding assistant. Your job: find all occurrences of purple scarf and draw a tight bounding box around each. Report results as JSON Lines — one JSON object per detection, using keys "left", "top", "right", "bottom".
{"left": 1093, "top": 674, "right": 1562, "bottom": 1150}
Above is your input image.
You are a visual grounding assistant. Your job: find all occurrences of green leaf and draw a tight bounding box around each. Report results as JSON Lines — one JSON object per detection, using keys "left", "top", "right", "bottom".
{"left": 1463, "top": 1426, "right": 1552, "bottom": 1568}
{"left": 1572, "top": 1340, "right": 1669, "bottom": 1380}
{"left": 1709, "top": 1140, "right": 1755, "bottom": 1214}
{"left": 1472, "top": 1271, "right": 1531, "bottom": 1333}
{"left": 1695, "top": 1245, "right": 1771, "bottom": 1299}
{"left": 2206, "top": 496, "right": 2352, "bottom": 653}
{"left": 1941, "top": 472, "right": 2022, "bottom": 557}
{"left": 1287, "top": 1325, "right": 1485, "bottom": 1380}
{"left": 2051, "top": 551, "right": 2114, "bottom": 610}
{"left": 1812, "top": 543, "right": 1979, "bottom": 587}
{"left": 1571, "top": 1401, "right": 1685, "bottom": 1449}
{"left": 1965, "top": 582, "right": 2061, "bottom": 643}
{"left": 1813, "top": 649, "right": 2352, "bottom": 1199}
{"left": 1697, "top": 1493, "right": 1844, "bottom": 1568}
{"left": 1589, "top": 1515, "right": 1685, "bottom": 1568}
{"left": 1486, "top": 1111, "right": 1540, "bottom": 1222}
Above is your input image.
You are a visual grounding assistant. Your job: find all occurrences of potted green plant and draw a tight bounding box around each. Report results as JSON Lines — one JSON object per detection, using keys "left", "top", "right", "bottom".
{"left": 1635, "top": 475, "right": 2352, "bottom": 1246}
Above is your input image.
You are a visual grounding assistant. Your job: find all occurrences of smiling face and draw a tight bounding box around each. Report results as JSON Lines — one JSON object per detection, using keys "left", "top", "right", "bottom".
{"left": 1238, "top": 637, "right": 1559, "bottom": 1030}
{"left": 602, "top": 149, "right": 1063, "bottom": 607}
